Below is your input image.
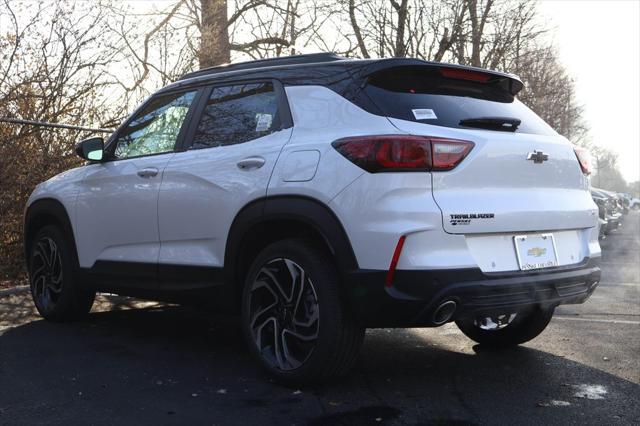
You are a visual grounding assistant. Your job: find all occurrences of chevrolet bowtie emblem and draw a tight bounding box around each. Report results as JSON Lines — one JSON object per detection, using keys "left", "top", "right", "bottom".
{"left": 527, "top": 150, "right": 549, "bottom": 163}
{"left": 527, "top": 247, "right": 547, "bottom": 257}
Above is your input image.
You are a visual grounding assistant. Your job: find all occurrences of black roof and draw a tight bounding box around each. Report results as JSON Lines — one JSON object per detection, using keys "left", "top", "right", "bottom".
{"left": 161, "top": 53, "right": 524, "bottom": 95}
{"left": 179, "top": 52, "right": 346, "bottom": 80}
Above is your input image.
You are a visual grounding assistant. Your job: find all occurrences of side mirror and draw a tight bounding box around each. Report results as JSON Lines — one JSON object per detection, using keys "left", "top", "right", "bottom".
{"left": 75, "top": 137, "right": 104, "bottom": 161}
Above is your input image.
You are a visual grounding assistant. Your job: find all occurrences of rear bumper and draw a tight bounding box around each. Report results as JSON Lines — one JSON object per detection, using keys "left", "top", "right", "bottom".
{"left": 344, "top": 258, "right": 601, "bottom": 328}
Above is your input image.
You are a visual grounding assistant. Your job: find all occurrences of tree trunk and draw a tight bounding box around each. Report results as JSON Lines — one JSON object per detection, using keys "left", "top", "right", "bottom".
{"left": 391, "top": 0, "right": 408, "bottom": 57}
{"left": 200, "top": 0, "right": 230, "bottom": 69}
{"left": 349, "top": 0, "right": 370, "bottom": 58}
{"left": 466, "top": 0, "right": 493, "bottom": 67}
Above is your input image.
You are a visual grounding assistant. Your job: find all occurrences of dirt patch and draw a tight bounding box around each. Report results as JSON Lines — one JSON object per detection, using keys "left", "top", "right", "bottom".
{"left": 0, "top": 279, "right": 27, "bottom": 290}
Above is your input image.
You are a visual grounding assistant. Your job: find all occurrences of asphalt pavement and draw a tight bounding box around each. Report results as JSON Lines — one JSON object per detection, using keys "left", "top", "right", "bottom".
{"left": 1, "top": 213, "right": 638, "bottom": 425}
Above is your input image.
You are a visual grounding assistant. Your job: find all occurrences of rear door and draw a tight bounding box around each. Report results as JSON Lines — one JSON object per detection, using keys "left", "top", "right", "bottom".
{"left": 360, "top": 65, "right": 598, "bottom": 235}
{"left": 157, "top": 80, "right": 292, "bottom": 279}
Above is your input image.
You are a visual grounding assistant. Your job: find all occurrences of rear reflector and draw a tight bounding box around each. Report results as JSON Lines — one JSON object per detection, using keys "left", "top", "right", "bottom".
{"left": 386, "top": 235, "right": 406, "bottom": 287}
{"left": 573, "top": 146, "right": 592, "bottom": 175}
{"left": 332, "top": 135, "right": 473, "bottom": 173}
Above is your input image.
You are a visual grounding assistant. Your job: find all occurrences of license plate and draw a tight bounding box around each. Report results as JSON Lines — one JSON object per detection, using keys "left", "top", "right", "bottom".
{"left": 514, "top": 233, "right": 558, "bottom": 271}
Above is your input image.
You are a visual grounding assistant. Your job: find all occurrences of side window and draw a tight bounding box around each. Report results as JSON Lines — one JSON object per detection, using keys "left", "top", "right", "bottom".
{"left": 113, "top": 91, "right": 196, "bottom": 159}
{"left": 191, "top": 82, "right": 279, "bottom": 150}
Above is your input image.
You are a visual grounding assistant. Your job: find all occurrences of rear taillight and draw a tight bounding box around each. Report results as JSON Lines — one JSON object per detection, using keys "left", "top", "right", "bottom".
{"left": 332, "top": 135, "right": 473, "bottom": 173}
{"left": 574, "top": 146, "right": 592, "bottom": 175}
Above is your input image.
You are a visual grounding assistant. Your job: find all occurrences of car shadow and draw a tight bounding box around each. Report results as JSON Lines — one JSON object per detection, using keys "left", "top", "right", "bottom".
{"left": 0, "top": 303, "right": 638, "bottom": 426}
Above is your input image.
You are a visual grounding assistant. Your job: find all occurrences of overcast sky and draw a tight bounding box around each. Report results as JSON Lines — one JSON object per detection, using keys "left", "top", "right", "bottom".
{"left": 538, "top": 0, "right": 640, "bottom": 182}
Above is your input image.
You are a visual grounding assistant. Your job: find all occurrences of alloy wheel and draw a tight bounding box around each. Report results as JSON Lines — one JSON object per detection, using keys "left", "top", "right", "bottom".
{"left": 248, "top": 258, "right": 320, "bottom": 371}
{"left": 31, "top": 237, "right": 64, "bottom": 310}
{"left": 474, "top": 313, "right": 518, "bottom": 331}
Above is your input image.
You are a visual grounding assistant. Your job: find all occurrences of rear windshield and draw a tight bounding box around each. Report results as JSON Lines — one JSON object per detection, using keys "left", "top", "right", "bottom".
{"left": 359, "top": 66, "right": 556, "bottom": 136}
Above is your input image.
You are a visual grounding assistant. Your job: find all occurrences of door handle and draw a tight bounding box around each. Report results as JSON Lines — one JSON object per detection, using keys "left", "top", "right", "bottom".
{"left": 237, "top": 157, "right": 266, "bottom": 170}
{"left": 137, "top": 167, "right": 159, "bottom": 178}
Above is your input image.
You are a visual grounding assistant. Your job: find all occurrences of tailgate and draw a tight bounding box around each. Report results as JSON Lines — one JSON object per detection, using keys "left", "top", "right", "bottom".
{"left": 390, "top": 118, "right": 598, "bottom": 234}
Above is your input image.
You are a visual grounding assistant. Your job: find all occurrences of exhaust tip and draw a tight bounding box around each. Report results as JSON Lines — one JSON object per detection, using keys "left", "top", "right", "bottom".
{"left": 433, "top": 300, "right": 457, "bottom": 325}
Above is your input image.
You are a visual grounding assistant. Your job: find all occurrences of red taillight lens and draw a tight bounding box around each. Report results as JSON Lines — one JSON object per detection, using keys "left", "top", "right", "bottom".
{"left": 574, "top": 146, "right": 592, "bottom": 175}
{"left": 332, "top": 135, "right": 473, "bottom": 173}
{"left": 333, "top": 135, "right": 430, "bottom": 172}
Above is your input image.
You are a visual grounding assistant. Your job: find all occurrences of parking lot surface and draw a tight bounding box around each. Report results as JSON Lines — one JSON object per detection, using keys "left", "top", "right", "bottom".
{"left": 1, "top": 213, "right": 638, "bottom": 425}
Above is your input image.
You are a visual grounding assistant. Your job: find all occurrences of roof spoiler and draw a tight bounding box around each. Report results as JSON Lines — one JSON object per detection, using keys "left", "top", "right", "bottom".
{"left": 359, "top": 59, "right": 525, "bottom": 96}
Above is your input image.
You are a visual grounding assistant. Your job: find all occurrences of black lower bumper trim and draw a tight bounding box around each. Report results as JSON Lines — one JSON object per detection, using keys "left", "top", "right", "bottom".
{"left": 344, "top": 258, "right": 601, "bottom": 328}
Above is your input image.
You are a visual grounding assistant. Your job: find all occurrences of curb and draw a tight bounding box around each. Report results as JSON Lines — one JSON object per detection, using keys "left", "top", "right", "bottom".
{"left": 0, "top": 285, "right": 29, "bottom": 298}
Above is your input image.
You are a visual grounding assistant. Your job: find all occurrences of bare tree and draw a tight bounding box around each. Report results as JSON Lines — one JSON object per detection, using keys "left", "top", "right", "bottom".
{"left": 0, "top": 0, "right": 123, "bottom": 279}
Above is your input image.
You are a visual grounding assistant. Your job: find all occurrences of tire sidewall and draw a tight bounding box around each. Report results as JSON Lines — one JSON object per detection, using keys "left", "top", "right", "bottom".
{"left": 28, "top": 225, "right": 90, "bottom": 320}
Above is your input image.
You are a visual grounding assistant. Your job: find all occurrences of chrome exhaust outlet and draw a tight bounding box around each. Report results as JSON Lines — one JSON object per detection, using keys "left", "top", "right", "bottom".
{"left": 432, "top": 300, "right": 457, "bottom": 325}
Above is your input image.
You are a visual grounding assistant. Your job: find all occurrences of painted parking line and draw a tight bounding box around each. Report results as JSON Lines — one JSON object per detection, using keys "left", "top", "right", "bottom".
{"left": 598, "top": 282, "right": 640, "bottom": 287}
{"left": 553, "top": 316, "right": 640, "bottom": 325}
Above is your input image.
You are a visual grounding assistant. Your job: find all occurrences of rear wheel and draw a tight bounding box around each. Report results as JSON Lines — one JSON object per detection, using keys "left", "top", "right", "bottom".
{"left": 241, "top": 239, "right": 364, "bottom": 384}
{"left": 28, "top": 225, "right": 95, "bottom": 321}
{"left": 455, "top": 307, "right": 554, "bottom": 347}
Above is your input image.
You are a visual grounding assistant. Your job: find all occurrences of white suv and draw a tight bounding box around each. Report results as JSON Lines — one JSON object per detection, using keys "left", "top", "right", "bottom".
{"left": 24, "top": 53, "right": 601, "bottom": 383}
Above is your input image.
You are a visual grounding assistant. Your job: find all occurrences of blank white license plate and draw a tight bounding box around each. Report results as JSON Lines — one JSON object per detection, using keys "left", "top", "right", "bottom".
{"left": 514, "top": 233, "right": 558, "bottom": 271}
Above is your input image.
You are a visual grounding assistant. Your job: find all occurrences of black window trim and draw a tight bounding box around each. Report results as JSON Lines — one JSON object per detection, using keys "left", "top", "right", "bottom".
{"left": 103, "top": 87, "right": 206, "bottom": 162}
{"left": 178, "top": 78, "right": 293, "bottom": 152}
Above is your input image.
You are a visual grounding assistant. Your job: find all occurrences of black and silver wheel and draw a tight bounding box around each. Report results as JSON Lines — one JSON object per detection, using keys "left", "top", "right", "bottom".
{"left": 31, "top": 235, "right": 64, "bottom": 312}
{"left": 28, "top": 225, "right": 95, "bottom": 321}
{"left": 242, "top": 239, "right": 364, "bottom": 384}
{"left": 455, "top": 307, "right": 554, "bottom": 347}
{"left": 248, "top": 258, "right": 320, "bottom": 371}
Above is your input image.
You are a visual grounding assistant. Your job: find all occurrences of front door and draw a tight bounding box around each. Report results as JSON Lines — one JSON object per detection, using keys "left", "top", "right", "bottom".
{"left": 75, "top": 90, "right": 198, "bottom": 287}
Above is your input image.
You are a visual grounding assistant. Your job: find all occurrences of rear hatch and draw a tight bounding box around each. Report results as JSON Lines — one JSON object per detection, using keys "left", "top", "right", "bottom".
{"left": 357, "top": 64, "right": 597, "bottom": 235}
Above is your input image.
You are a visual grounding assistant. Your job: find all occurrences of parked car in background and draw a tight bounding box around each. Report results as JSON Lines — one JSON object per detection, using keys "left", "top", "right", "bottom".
{"left": 592, "top": 188, "right": 622, "bottom": 234}
{"left": 616, "top": 193, "right": 631, "bottom": 214}
{"left": 591, "top": 191, "right": 608, "bottom": 239}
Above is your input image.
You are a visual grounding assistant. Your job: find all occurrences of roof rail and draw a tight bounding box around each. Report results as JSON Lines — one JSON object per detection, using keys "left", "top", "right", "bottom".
{"left": 178, "top": 52, "right": 346, "bottom": 81}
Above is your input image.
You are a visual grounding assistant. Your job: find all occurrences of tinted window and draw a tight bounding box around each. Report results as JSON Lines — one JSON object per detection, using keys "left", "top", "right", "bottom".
{"left": 360, "top": 66, "right": 556, "bottom": 136}
{"left": 191, "top": 82, "right": 279, "bottom": 150}
{"left": 113, "top": 91, "right": 196, "bottom": 159}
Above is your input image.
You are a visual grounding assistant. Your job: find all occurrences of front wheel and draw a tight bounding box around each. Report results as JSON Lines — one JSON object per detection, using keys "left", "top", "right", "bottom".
{"left": 28, "top": 225, "right": 95, "bottom": 321}
{"left": 241, "top": 239, "right": 364, "bottom": 385}
{"left": 455, "top": 307, "right": 554, "bottom": 347}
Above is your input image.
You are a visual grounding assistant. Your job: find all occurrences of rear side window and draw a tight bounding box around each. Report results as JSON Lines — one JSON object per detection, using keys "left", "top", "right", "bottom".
{"left": 191, "top": 82, "right": 280, "bottom": 150}
{"left": 359, "top": 66, "right": 556, "bottom": 136}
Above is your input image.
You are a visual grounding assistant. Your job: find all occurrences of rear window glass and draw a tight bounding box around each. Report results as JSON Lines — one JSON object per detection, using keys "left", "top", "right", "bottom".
{"left": 361, "top": 66, "right": 556, "bottom": 136}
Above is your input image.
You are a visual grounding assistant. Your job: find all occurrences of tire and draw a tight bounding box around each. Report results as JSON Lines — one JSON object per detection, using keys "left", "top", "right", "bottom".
{"left": 455, "top": 307, "right": 554, "bottom": 347}
{"left": 28, "top": 225, "right": 95, "bottom": 321}
{"left": 241, "top": 238, "right": 364, "bottom": 385}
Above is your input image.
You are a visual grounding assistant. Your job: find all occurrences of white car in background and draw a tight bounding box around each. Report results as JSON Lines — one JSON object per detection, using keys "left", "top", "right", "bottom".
{"left": 24, "top": 53, "right": 602, "bottom": 383}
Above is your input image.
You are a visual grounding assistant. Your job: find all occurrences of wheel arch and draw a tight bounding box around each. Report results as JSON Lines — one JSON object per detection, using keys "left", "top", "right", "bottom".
{"left": 224, "top": 195, "right": 359, "bottom": 303}
{"left": 24, "top": 198, "right": 78, "bottom": 264}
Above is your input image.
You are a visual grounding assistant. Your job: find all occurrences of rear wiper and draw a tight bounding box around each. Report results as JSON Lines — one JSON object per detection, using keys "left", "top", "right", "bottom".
{"left": 459, "top": 117, "right": 521, "bottom": 132}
